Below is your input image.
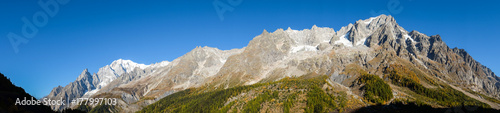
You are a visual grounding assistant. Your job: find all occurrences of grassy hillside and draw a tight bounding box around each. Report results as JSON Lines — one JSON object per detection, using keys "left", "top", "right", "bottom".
{"left": 137, "top": 65, "right": 499, "bottom": 113}
{"left": 384, "top": 64, "right": 490, "bottom": 108}
{"left": 63, "top": 62, "right": 498, "bottom": 113}
{"left": 357, "top": 74, "right": 392, "bottom": 105}
{"left": 138, "top": 75, "right": 362, "bottom": 113}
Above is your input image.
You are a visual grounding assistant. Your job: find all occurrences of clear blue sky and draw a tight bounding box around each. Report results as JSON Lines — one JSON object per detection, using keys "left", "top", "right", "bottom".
{"left": 0, "top": 0, "right": 498, "bottom": 98}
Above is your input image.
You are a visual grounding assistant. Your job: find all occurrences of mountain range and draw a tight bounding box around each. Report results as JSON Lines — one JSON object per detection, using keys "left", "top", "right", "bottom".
{"left": 44, "top": 15, "right": 500, "bottom": 112}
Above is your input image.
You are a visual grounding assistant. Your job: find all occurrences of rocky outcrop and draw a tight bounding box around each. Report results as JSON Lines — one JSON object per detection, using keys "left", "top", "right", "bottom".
{"left": 45, "top": 60, "right": 150, "bottom": 111}
{"left": 44, "top": 69, "right": 97, "bottom": 110}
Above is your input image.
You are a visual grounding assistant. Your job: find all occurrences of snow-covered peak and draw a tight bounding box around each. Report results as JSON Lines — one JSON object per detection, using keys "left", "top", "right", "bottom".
{"left": 93, "top": 59, "right": 149, "bottom": 90}
{"left": 111, "top": 59, "right": 149, "bottom": 71}
{"left": 82, "top": 59, "right": 155, "bottom": 98}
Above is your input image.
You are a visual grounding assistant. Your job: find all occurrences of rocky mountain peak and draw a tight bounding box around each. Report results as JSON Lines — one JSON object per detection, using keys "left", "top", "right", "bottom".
{"left": 275, "top": 28, "right": 285, "bottom": 33}
{"left": 76, "top": 68, "right": 91, "bottom": 81}
{"left": 311, "top": 24, "right": 319, "bottom": 29}
{"left": 93, "top": 59, "right": 149, "bottom": 90}
{"left": 430, "top": 34, "right": 442, "bottom": 42}
{"left": 332, "top": 14, "right": 405, "bottom": 48}
{"left": 373, "top": 14, "right": 397, "bottom": 25}
{"left": 354, "top": 14, "right": 398, "bottom": 27}
{"left": 187, "top": 46, "right": 224, "bottom": 59}
{"left": 409, "top": 30, "right": 429, "bottom": 42}
{"left": 192, "top": 46, "right": 218, "bottom": 51}
{"left": 262, "top": 29, "right": 269, "bottom": 34}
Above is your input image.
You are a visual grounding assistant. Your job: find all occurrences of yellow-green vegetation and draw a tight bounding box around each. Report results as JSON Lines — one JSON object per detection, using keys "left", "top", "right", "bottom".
{"left": 75, "top": 104, "right": 91, "bottom": 112}
{"left": 283, "top": 93, "right": 297, "bottom": 113}
{"left": 481, "top": 95, "right": 500, "bottom": 105}
{"left": 305, "top": 85, "right": 338, "bottom": 113}
{"left": 384, "top": 64, "right": 490, "bottom": 108}
{"left": 275, "top": 75, "right": 327, "bottom": 89}
{"left": 242, "top": 91, "right": 278, "bottom": 112}
{"left": 220, "top": 101, "right": 236, "bottom": 113}
{"left": 89, "top": 105, "right": 119, "bottom": 113}
{"left": 75, "top": 104, "right": 118, "bottom": 113}
{"left": 358, "top": 74, "right": 393, "bottom": 104}
{"left": 138, "top": 75, "right": 351, "bottom": 113}
{"left": 135, "top": 66, "right": 496, "bottom": 113}
{"left": 137, "top": 83, "right": 265, "bottom": 113}
{"left": 337, "top": 91, "right": 348, "bottom": 112}
{"left": 466, "top": 90, "right": 500, "bottom": 105}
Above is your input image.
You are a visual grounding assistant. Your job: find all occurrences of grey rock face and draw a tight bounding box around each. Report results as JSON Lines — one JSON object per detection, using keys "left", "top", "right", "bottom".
{"left": 45, "top": 60, "right": 150, "bottom": 111}
{"left": 211, "top": 14, "right": 500, "bottom": 100}
{"left": 44, "top": 69, "right": 96, "bottom": 110}
{"left": 329, "top": 72, "right": 350, "bottom": 84}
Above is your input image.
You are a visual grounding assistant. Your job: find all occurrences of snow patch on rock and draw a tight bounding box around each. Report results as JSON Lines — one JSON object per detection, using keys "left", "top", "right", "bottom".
{"left": 290, "top": 45, "right": 317, "bottom": 53}
{"left": 334, "top": 34, "right": 353, "bottom": 47}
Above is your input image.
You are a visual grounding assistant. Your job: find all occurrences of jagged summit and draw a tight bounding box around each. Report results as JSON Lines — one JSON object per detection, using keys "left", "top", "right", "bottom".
{"left": 256, "top": 15, "right": 404, "bottom": 49}
{"left": 76, "top": 68, "right": 91, "bottom": 81}
{"left": 359, "top": 14, "right": 397, "bottom": 25}
{"left": 45, "top": 58, "right": 170, "bottom": 110}
{"left": 311, "top": 24, "right": 319, "bottom": 29}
